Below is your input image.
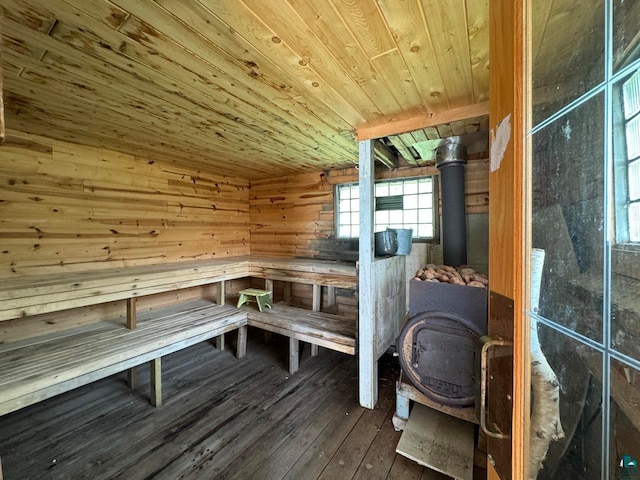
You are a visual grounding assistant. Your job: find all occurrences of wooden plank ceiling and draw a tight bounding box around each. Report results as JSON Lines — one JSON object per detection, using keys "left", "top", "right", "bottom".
{"left": 0, "top": 0, "right": 490, "bottom": 179}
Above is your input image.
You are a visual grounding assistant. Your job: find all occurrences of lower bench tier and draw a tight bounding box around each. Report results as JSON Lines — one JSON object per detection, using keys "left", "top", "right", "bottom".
{"left": 244, "top": 303, "right": 356, "bottom": 355}
{"left": 0, "top": 300, "right": 247, "bottom": 416}
{"left": 0, "top": 301, "right": 357, "bottom": 416}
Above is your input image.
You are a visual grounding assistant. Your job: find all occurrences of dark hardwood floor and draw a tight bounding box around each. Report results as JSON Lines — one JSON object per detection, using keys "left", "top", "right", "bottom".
{"left": 0, "top": 331, "right": 461, "bottom": 480}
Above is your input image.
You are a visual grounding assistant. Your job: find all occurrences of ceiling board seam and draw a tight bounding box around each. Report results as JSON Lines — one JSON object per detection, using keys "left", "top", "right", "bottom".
{"left": 367, "top": 0, "right": 428, "bottom": 113}
{"left": 324, "top": 0, "right": 404, "bottom": 114}
{"left": 419, "top": 0, "right": 474, "bottom": 108}
{"left": 2, "top": 38, "right": 341, "bottom": 162}
{"left": 107, "top": 0, "right": 358, "bottom": 139}
{"left": 53, "top": 0, "right": 357, "bottom": 158}
{"left": 195, "top": 0, "right": 365, "bottom": 126}
{"left": 462, "top": 0, "right": 476, "bottom": 103}
{"left": 256, "top": 0, "right": 384, "bottom": 118}
{"left": 416, "top": 0, "right": 451, "bottom": 110}
{"left": 56, "top": 0, "right": 352, "bottom": 150}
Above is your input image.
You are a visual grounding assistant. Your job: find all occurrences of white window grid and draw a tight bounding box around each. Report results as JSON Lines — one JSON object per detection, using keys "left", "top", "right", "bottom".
{"left": 336, "top": 177, "right": 436, "bottom": 239}
{"left": 623, "top": 69, "right": 640, "bottom": 242}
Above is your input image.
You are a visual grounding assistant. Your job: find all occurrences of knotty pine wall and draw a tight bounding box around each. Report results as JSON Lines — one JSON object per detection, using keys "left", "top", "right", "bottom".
{"left": 249, "top": 155, "right": 490, "bottom": 259}
{"left": 0, "top": 131, "right": 250, "bottom": 341}
{"left": 0, "top": 131, "right": 250, "bottom": 278}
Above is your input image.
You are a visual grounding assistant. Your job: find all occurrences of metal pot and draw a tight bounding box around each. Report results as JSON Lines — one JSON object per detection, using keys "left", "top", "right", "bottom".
{"left": 374, "top": 230, "right": 397, "bottom": 256}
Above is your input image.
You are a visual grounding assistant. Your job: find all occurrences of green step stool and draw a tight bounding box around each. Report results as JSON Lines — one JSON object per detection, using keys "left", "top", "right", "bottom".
{"left": 236, "top": 288, "right": 273, "bottom": 312}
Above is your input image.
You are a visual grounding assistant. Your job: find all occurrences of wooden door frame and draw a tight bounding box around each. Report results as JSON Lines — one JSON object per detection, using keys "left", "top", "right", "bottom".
{"left": 488, "top": 0, "right": 530, "bottom": 478}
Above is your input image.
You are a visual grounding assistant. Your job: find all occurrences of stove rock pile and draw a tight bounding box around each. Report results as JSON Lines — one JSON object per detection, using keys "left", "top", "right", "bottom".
{"left": 412, "top": 264, "right": 488, "bottom": 288}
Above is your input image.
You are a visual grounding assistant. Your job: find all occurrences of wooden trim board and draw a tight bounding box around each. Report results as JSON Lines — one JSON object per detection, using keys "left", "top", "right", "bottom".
{"left": 356, "top": 101, "right": 490, "bottom": 141}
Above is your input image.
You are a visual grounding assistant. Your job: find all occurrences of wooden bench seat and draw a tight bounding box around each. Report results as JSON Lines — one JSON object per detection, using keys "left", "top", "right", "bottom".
{"left": 0, "top": 258, "right": 252, "bottom": 321}
{"left": 0, "top": 256, "right": 357, "bottom": 416}
{"left": 0, "top": 300, "right": 248, "bottom": 416}
{"left": 244, "top": 303, "right": 356, "bottom": 374}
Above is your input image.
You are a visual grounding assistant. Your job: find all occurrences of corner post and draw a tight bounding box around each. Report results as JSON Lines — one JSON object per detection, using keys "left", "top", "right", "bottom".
{"left": 358, "top": 139, "right": 377, "bottom": 408}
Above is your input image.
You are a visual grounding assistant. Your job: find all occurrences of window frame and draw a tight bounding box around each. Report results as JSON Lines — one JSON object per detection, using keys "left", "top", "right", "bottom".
{"left": 334, "top": 176, "right": 439, "bottom": 241}
{"left": 614, "top": 68, "right": 640, "bottom": 245}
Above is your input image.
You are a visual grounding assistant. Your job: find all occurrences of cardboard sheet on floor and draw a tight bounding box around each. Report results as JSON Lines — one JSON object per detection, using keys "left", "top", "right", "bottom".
{"left": 396, "top": 403, "right": 474, "bottom": 480}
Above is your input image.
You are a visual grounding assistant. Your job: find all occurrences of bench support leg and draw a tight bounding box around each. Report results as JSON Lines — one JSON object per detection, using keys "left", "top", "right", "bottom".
{"left": 126, "top": 298, "right": 137, "bottom": 329}
{"left": 311, "top": 344, "right": 319, "bottom": 357}
{"left": 150, "top": 358, "right": 162, "bottom": 407}
{"left": 127, "top": 368, "right": 137, "bottom": 389}
{"left": 215, "top": 281, "right": 226, "bottom": 350}
{"left": 237, "top": 326, "right": 247, "bottom": 359}
{"left": 289, "top": 338, "right": 300, "bottom": 374}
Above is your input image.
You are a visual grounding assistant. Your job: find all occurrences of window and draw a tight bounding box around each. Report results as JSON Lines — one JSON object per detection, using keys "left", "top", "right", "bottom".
{"left": 336, "top": 177, "right": 436, "bottom": 239}
{"left": 622, "top": 69, "right": 640, "bottom": 242}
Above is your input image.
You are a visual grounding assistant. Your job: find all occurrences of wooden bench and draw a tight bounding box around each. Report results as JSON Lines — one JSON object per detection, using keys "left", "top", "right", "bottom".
{"left": 0, "top": 300, "right": 247, "bottom": 416}
{"left": 0, "top": 256, "right": 357, "bottom": 415}
{"left": 244, "top": 303, "right": 356, "bottom": 374}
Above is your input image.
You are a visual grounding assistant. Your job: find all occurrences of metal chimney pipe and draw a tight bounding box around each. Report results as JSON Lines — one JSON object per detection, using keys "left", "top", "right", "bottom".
{"left": 436, "top": 141, "right": 468, "bottom": 266}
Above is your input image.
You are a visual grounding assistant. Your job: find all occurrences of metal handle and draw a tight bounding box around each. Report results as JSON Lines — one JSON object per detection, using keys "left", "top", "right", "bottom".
{"left": 480, "top": 336, "right": 513, "bottom": 439}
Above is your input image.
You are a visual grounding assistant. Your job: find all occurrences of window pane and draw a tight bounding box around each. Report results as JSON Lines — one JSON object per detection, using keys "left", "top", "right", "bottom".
{"left": 625, "top": 115, "right": 640, "bottom": 160}
{"left": 350, "top": 198, "right": 359, "bottom": 212}
{"left": 388, "top": 210, "right": 403, "bottom": 223}
{"left": 609, "top": 360, "right": 640, "bottom": 480}
{"left": 418, "top": 179, "right": 432, "bottom": 193}
{"left": 532, "top": 0, "right": 604, "bottom": 125}
{"left": 339, "top": 212, "right": 351, "bottom": 226}
{"left": 629, "top": 202, "right": 640, "bottom": 242}
{"left": 339, "top": 199, "right": 351, "bottom": 212}
{"left": 350, "top": 186, "right": 359, "bottom": 199}
{"left": 533, "top": 324, "right": 604, "bottom": 479}
{"left": 629, "top": 160, "right": 640, "bottom": 200}
{"left": 417, "top": 224, "right": 431, "bottom": 237}
{"left": 339, "top": 225, "right": 351, "bottom": 237}
{"left": 339, "top": 185, "right": 351, "bottom": 199}
{"left": 622, "top": 70, "right": 640, "bottom": 118}
{"left": 376, "top": 210, "right": 389, "bottom": 225}
{"left": 404, "top": 194, "right": 418, "bottom": 209}
{"left": 532, "top": 93, "right": 604, "bottom": 343}
{"left": 404, "top": 180, "right": 418, "bottom": 194}
{"left": 417, "top": 209, "right": 431, "bottom": 224}
{"left": 404, "top": 209, "right": 418, "bottom": 224}
{"left": 389, "top": 182, "right": 403, "bottom": 196}
{"left": 614, "top": 1, "right": 640, "bottom": 73}
{"left": 375, "top": 183, "right": 388, "bottom": 196}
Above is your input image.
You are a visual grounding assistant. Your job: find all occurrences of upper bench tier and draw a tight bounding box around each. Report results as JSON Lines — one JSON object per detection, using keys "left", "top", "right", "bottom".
{"left": 0, "top": 256, "right": 357, "bottom": 322}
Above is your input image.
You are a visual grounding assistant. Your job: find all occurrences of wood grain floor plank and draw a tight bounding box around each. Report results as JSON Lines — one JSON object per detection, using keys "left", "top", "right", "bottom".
{"left": 0, "top": 334, "right": 441, "bottom": 480}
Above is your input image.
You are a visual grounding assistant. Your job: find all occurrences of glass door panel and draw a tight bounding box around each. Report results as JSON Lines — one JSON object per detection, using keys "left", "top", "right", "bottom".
{"left": 532, "top": 0, "right": 605, "bottom": 125}
{"left": 532, "top": 94, "right": 605, "bottom": 343}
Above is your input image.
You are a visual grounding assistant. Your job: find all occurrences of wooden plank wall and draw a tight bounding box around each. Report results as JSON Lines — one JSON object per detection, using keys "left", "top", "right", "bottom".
{"left": 0, "top": 130, "right": 250, "bottom": 341}
{"left": 0, "top": 130, "right": 250, "bottom": 278}
{"left": 249, "top": 172, "right": 334, "bottom": 258}
{"left": 249, "top": 157, "right": 489, "bottom": 315}
{"left": 249, "top": 158, "right": 490, "bottom": 259}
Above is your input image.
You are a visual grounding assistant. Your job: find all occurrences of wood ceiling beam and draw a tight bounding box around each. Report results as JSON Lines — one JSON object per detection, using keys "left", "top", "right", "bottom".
{"left": 373, "top": 140, "right": 398, "bottom": 169}
{"left": 355, "top": 101, "right": 490, "bottom": 141}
